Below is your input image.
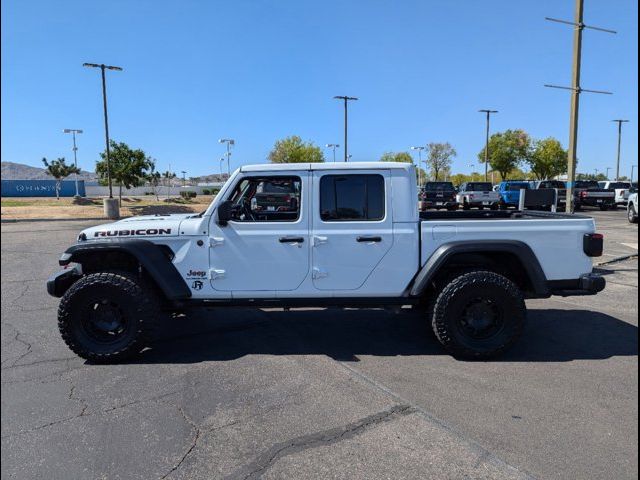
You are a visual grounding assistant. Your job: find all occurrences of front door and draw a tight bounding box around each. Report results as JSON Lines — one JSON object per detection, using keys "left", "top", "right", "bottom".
{"left": 208, "top": 173, "right": 310, "bottom": 292}
{"left": 311, "top": 171, "right": 393, "bottom": 290}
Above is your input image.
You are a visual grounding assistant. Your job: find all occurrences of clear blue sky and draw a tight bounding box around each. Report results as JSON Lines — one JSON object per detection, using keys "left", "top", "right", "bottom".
{"left": 2, "top": 0, "right": 637, "bottom": 178}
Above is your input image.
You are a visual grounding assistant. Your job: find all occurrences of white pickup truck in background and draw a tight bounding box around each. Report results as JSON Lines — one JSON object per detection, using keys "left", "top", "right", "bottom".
{"left": 600, "top": 181, "right": 634, "bottom": 207}
{"left": 456, "top": 181, "right": 500, "bottom": 210}
{"left": 47, "top": 162, "right": 606, "bottom": 363}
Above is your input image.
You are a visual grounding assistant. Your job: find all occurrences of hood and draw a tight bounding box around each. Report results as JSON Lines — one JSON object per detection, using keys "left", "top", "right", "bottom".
{"left": 79, "top": 213, "right": 197, "bottom": 241}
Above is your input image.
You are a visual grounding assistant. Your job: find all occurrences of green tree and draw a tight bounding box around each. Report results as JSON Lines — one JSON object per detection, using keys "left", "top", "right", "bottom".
{"left": 380, "top": 151, "right": 413, "bottom": 163}
{"left": 96, "top": 141, "right": 154, "bottom": 203}
{"left": 478, "top": 130, "right": 530, "bottom": 180}
{"left": 526, "top": 137, "right": 568, "bottom": 180}
{"left": 576, "top": 172, "right": 608, "bottom": 181}
{"left": 42, "top": 157, "right": 81, "bottom": 200}
{"left": 162, "top": 170, "right": 177, "bottom": 199}
{"left": 268, "top": 135, "right": 324, "bottom": 163}
{"left": 427, "top": 142, "right": 456, "bottom": 181}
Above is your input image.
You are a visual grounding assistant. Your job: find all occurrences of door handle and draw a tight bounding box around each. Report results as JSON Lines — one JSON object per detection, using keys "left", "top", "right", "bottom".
{"left": 279, "top": 237, "right": 305, "bottom": 243}
{"left": 356, "top": 236, "right": 382, "bottom": 243}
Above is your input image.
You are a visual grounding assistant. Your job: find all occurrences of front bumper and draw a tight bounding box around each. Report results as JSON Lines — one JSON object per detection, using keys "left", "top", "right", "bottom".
{"left": 46, "top": 268, "right": 81, "bottom": 298}
{"left": 548, "top": 273, "right": 606, "bottom": 297}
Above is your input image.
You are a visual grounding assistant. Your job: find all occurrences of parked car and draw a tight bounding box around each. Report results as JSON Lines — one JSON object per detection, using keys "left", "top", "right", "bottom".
{"left": 420, "top": 181, "right": 458, "bottom": 211}
{"left": 573, "top": 180, "right": 616, "bottom": 211}
{"left": 628, "top": 191, "right": 638, "bottom": 224}
{"left": 47, "top": 161, "right": 606, "bottom": 362}
{"left": 529, "top": 180, "right": 567, "bottom": 209}
{"left": 497, "top": 181, "right": 530, "bottom": 209}
{"left": 456, "top": 182, "right": 499, "bottom": 210}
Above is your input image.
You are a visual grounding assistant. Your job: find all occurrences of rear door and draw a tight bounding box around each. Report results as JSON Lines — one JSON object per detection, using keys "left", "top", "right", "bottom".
{"left": 311, "top": 171, "right": 393, "bottom": 291}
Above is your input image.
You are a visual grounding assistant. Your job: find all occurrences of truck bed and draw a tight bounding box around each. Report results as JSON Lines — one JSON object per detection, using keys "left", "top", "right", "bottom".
{"left": 419, "top": 209, "right": 596, "bottom": 282}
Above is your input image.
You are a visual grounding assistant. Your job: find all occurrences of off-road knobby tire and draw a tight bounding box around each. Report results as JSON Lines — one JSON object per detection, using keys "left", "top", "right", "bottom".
{"left": 431, "top": 270, "right": 526, "bottom": 359}
{"left": 628, "top": 204, "right": 638, "bottom": 224}
{"left": 58, "top": 271, "right": 161, "bottom": 363}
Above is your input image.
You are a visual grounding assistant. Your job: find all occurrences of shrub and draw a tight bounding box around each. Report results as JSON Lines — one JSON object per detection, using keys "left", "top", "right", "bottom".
{"left": 180, "top": 191, "right": 197, "bottom": 199}
{"left": 202, "top": 189, "right": 211, "bottom": 195}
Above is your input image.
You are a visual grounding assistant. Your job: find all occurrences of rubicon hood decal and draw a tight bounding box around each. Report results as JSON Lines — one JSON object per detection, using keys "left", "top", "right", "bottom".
{"left": 93, "top": 228, "right": 172, "bottom": 237}
{"left": 79, "top": 214, "right": 195, "bottom": 240}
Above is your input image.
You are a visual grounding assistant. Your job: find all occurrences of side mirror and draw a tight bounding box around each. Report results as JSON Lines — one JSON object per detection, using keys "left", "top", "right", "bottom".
{"left": 217, "top": 200, "right": 233, "bottom": 226}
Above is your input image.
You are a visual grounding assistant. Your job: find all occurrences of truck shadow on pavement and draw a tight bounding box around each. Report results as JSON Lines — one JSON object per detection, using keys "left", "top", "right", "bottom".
{"left": 132, "top": 308, "right": 638, "bottom": 364}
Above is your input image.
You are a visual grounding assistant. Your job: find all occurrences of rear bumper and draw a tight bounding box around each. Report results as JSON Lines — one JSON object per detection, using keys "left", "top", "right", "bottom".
{"left": 46, "top": 268, "right": 81, "bottom": 298}
{"left": 548, "top": 273, "right": 606, "bottom": 297}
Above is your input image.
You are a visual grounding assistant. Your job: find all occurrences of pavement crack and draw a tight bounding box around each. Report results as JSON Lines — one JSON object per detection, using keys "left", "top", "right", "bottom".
{"left": 2, "top": 322, "right": 34, "bottom": 367}
{"left": 226, "top": 404, "right": 415, "bottom": 480}
{"left": 160, "top": 407, "right": 201, "bottom": 479}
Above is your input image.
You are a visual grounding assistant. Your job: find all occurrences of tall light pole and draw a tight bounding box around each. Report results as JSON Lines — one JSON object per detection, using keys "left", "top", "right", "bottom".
{"left": 219, "top": 157, "right": 226, "bottom": 178}
{"left": 333, "top": 96, "right": 358, "bottom": 161}
{"left": 606, "top": 167, "right": 613, "bottom": 179}
{"left": 469, "top": 164, "right": 476, "bottom": 181}
{"left": 219, "top": 138, "right": 234, "bottom": 175}
{"left": 83, "top": 63, "right": 122, "bottom": 199}
{"left": 325, "top": 144, "right": 340, "bottom": 162}
{"left": 181, "top": 171, "right": 187, "bottom": 187}
{"left": 411, "top": 146, "right": 426, "bottom": 187}
{"left": 63, "top": 129, "right": 83, "bottom": 197}
{"left": 612, "top": 119, "right": 629, "bottom": 181}
{"left": 479, "top": 110, "right": 498, "bottom": 182}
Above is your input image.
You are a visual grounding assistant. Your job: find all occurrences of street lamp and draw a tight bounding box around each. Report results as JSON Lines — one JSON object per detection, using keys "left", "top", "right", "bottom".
{"left": 611, "top": 119, "right": 629, "bottom": 181}
{"left": 63, "top": 129, "right": 83, "bottom": 197}
{"left": 479, "top": 109, "right": 498, "bottom": 181}
{"left": 82, "top": 63, "right": 122, "bottom": 199}
{"left": 606, "top": 167, "right": 613, "bottom": 180}
{"left": 469, "top": 164, "right": 476, "bottom": 181}
{"left": 411, "top": 146, "right": 426, "bottom": 187}
{"left": 181, "top": 171, "right": 187, "bottom": 187}
{"left": 218, "top": 138, "right": 235, "bottom": 175}
{"left": 325, "top": 144, "right": 340, "bottom": 162}
{"left": 333, "top": 96, "right": 358, "bottom": 161}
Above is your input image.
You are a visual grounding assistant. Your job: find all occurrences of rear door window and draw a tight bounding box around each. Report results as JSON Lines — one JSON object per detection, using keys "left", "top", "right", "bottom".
{"left": 320, "top": 174, "right": 385, "bottom": 221}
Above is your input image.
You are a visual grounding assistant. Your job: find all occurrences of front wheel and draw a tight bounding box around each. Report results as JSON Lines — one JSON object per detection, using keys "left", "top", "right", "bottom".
{"left": 629, "top": 204, "right": 638, "bottom": 224}
{"left": 431, "top": 271, "right": 526, "bottom": 359}
{"left": 58, "top": 271, "right": 161, "bottom": 363}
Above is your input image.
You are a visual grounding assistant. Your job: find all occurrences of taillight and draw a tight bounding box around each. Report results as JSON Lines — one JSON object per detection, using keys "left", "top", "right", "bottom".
{"left": 580, "top": 191, "right": 588, "bottom": 198}
{"left": 583, "top": 233, "right": 604, "bottom": 257}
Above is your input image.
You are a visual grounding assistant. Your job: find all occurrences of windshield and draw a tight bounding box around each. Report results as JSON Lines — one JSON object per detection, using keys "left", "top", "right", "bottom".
{"left": 424, "top": 182, "right": 455, "bottom": 191}
{"left": 607, "top": 182, "right": 630, "bottom": 189}
{"left": 575, "top": 181, "right": 599, "bottom": 189}
{"left": 466, "top": 182, "right": 493, "bottom": 191}
{"left": 506, "top": 183, "right": 529, "bottom": 191}
{"left": 538, "top": 181, "right": 566, "bottom": 189}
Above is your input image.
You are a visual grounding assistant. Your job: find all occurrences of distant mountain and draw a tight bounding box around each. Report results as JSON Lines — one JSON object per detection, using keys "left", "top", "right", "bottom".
{"left": 1, "top": 161, "right": 98, "bottom": 181}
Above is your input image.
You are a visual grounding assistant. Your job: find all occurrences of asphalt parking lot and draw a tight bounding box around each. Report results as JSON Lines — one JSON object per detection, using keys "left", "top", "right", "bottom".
{"left": 1, "top": 209, "right": 637, "bottom": 480}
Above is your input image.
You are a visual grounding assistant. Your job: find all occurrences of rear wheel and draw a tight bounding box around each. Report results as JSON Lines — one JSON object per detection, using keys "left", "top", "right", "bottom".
{"left": 58, "top": 271, "right": 161, "bottom": 363}
{"left": 431, "top": 270, "right": 526, "bottom": 359}
{"left": 599, "top": 204, "right": 609, "bottom": 211}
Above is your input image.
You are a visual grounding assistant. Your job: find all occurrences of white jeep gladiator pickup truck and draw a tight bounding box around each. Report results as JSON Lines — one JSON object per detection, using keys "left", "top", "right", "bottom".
{"left": 47, "top": 162, "right": 606, "bottom": 362}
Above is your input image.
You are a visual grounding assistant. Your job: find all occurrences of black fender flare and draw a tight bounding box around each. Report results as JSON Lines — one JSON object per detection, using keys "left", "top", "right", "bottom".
{"left": 59, "top": 239, "right": 192, "bottom": 300}
{"left": 409, "top": 240, "right": 549, "bottom": 297}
